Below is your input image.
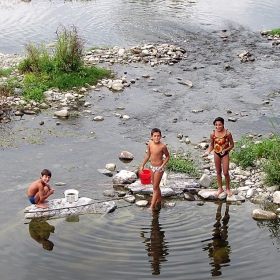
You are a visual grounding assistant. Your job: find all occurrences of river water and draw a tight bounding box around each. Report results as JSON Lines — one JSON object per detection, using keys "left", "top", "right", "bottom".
{"left": 1, "top": 0, "right": 280, "bottom": 279}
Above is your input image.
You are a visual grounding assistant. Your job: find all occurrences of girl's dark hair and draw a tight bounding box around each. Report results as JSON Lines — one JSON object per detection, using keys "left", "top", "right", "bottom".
{"left": 151, "top": 128, "right": 161, "bottom": 136}
{"left": 41, "top": 169, "right": 52, "bottom": 177}
{"left": 213, "top": 117, "right": 224, "bottom": 125}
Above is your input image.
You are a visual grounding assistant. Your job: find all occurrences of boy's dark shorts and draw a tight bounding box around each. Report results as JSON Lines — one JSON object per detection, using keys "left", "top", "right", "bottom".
{"left": 29, "top": 196, "right": 36, "bottom": 204}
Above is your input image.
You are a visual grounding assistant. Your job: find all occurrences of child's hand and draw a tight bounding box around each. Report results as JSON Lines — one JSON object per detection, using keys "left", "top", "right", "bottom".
{"left": 202, "top": 152, "right": 208, "bottom": 157}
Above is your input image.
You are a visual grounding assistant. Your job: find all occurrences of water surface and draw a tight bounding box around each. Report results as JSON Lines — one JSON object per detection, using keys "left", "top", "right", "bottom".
{"left": 1, "top": 0, "right": 280, "bottom": 279}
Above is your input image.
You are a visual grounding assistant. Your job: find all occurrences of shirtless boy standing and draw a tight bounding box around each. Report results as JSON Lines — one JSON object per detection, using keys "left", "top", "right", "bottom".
{"left": 27, "top": 169, "right": 54, "bottom": 209}
{"left": 140, "top": 128, "right": 170, "bottom": 210}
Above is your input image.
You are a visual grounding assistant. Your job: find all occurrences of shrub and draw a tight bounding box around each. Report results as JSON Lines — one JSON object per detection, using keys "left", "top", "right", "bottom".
{"left": 232, "top": 132, "right": 280, "bottom": 186}
{"left": 17, "top": 24, "right": 111, "bottom": 102}
{"left": 165, "top": 148, "right": 201, "bottom": 177}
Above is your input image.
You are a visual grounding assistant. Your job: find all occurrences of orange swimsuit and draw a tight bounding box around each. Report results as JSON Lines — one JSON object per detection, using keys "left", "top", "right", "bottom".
{"left": 213, "top": 129, "right": 229, "bottom": 158}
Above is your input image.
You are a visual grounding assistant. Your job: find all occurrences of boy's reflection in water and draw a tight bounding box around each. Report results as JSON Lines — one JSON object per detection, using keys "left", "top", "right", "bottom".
{"left": 202, "top": 202, "right": 231, "bottom": 277}
{"left": 29, "top": 219, "right": 55, "bottom": 251}
{"left": 141, "top": 207, "right": 169, "bottom": 275}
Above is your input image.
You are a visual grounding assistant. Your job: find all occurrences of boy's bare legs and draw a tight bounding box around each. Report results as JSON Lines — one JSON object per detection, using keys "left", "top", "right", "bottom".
{"left": 34, "top": 187, "right": 51, "bottom": 208}
{"left": 214, "top": 154, "right": 224, "bottom": 196}
{"left": 148, "top": 171, "right": 163, "bottom": 210}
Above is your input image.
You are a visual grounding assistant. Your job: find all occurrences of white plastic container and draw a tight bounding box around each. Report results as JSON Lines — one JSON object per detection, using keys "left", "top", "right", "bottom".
{"left": 64, "top": 189, "right": 79, "bottom": 203}
{"left": 160, "top": 172, "right": 168, "bottom": 186}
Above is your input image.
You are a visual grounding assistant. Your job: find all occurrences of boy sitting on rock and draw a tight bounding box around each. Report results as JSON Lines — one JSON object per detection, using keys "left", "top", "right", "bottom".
{"left": 27, "top": 169, "right": 54, "bottom": 209}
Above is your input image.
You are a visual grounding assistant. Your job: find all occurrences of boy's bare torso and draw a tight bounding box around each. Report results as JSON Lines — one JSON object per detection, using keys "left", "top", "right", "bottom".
{"left": 149, "top": 141, "right": 166, "bottom": 167}
{"left": 27, "top": 180, "right": 46, "bottom": 197}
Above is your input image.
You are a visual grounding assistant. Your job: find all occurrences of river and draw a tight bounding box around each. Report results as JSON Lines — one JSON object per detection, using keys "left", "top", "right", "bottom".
{"left": 0, "top": 0, "right": 280, "bottom": 279}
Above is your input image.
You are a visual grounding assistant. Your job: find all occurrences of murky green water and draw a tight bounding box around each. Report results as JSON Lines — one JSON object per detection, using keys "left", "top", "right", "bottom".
{"left": 1, "top": 0, "right": 280, "bottom": 279}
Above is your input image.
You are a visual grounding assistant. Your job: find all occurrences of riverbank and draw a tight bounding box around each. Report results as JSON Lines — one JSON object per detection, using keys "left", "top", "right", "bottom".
{"left": 1, "top": 31, "right": 280, "bottom": 216}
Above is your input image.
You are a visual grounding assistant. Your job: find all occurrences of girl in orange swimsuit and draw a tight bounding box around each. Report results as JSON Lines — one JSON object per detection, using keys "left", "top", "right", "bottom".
{"left": 203, "top": 117, "right": 234, "bottom": 197}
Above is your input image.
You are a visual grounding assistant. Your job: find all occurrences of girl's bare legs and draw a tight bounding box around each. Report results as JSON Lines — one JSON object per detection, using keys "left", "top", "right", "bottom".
{"left": 148, "top": 170, "right": 163, "bottom": 210}
{"left": 222, "top": 155, "right": 232, "bottom": 196}
{"left": 214, "top": 153, "right": 223, "bottom": 196}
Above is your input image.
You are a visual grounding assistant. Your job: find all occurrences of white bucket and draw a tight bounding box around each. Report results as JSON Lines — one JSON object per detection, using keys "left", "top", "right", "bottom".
{"left": 64, "top": 189, "right": 79, "bottom": 203}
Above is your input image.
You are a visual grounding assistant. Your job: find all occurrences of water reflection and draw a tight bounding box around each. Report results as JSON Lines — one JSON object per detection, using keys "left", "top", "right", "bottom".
{"left": 141, "top": 208, "right": 169, "bottom": 275}
{"left": 28, "top": 219, "right": 55, "bottom": 251}
{"left": 202, "top": 202, "right": 231, "bottom": 277}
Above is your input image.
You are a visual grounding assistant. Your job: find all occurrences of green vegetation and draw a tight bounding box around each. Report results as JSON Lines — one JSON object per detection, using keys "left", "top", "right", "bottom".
{"left": 17, "top": 25, "right": 111, "bottom": 102}
{"left": 0, "top": 76, "right": 21, "bottom": 96}
{"left": 231, "top": 132, "right": 280, "bottom": 186}
{"left": 267, "top": 28, "right": 280, "bottom": 35}
{"left": 0, "top": 68, "right": 13, "bottom": 77}
{"left": 165, "top": 148, "right": 201, "bottom": 177}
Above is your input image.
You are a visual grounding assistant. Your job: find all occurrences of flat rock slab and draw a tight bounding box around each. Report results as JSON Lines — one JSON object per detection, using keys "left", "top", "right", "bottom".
{"left": 24, "top": 197, "right": 117, "bottom": 219}
{"left": 127, "top": 180, "right": 183, "bottom": 197}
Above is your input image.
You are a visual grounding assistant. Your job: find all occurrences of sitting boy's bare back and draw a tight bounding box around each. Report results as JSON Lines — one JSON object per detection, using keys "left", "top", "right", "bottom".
{"left": 27, "top": 169, "right": 54, "bottom": 209}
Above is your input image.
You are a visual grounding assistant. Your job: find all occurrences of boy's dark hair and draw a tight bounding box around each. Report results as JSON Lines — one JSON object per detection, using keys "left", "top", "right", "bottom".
{"left": 151, "top": 128, "right": 161, "bottom": 136}
{"left": 41, "top": 169, "right": 52, "bottom": 177}
{"left": 213, "top": 117, "right": 224, "bottom": 125}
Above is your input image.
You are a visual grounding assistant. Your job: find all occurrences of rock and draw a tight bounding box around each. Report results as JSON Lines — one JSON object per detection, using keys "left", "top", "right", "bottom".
{"left": 122, "top": 115, "right": 130, "bottom": 120}
{"left": 184, "top": 192, "right": 195, "bottom": 201}
{"left": 199, "top": 174, "right": 212, "bottom": 188}
{"left": 112, "top": 170, "right": 137, "bottom": 185}
{"left": 54, "top": 109, "right": 69, "bottom": 117}
{"left": 103, "top": 189, "right": 115, "bottom": 197}
{"left": 178, "top": 80, "right": 193, "bottom": 87}
{"left": 164, "top": 202, "right": 176, "bottom": 207}
{"left": 226, "top": 195, "right": 246, "bottom": 202}
{"left": 273, "top": 191, "right": 280, "bottom": 204}
{"left": 119, "top": 151, "right": 134, "bottom": 160}
{"left": 106, "top": 163, "right": 116, "bottom": 171}
{"left": 136, "top": 200, "right": 149, "bottom": 207}
{"left": 55, "top": 182, "right": 67, "bottom": 186}
{"left": 111, "top": 82, "right": 124, "bottom": 91}
{"left": 198, "top": 142, "right": 209, "bottom": 150}
{"left": 228, "top": 117, "right": 237, "bottom": 122}
{"left": 98, "top": 169, "right": 113, "bottom": 177}
{"left": 124, "top": 195, "right": 136, "bottom": 203}
{"left": 93, "top": 116, "right": 104, "bottom": 121}
{"left": 252, "top": 209, "right": 277, "bottom": 220}
{"left": 198, "top": 189, "right": 226, "bottom": 200}
{"left": 117, "top": 191, "right": 126, "bottom": 197}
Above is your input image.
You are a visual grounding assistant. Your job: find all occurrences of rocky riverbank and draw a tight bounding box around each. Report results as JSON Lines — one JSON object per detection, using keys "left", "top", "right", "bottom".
{"left": 1, "top": 32, "right": 280, "bottom": 220}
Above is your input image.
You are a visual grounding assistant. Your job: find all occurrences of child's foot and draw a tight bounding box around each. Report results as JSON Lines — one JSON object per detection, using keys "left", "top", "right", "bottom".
{"left": 147, "top": 206, "right": 154, "bottom": 210}
{"left": 214, "top": 189, "right": 224, "bottom": 197}
{"left": 36, "top": 203, "right": 48, "bottom": 209}
{"left": 226, "top": 190, "right": 233, "bottom": 197}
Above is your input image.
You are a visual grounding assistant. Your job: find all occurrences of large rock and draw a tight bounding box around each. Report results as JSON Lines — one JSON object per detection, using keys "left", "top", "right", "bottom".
{"left": 199, "top": 174, "right": 212, "bottom": 188}
{"left": 119, "top": 151, "right": 134, "bottom": 160}
{"left": 113, "top": 170, "right": 137, "bottom": 185}
{"left": 252, "top": 209, "right": 277, "bottom": 220}
{"left": 198, "top": 189, "right": 227, "bottom": 200}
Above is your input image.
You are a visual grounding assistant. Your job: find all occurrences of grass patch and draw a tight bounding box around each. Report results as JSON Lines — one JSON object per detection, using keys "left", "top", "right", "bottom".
{"left": 231, "top": 131, "right": 280, "bottom": 186}
{"left": 267, "top": 28, "right": 280, "bottom": 35}
{"left": 165, "top": 148, "right": 201, "bottom": 177}
{"left": 0, "top": 68, "right": 13, "bottom": 77}
{"left": 17, "top": 24, "right": 111, "bottom": 102}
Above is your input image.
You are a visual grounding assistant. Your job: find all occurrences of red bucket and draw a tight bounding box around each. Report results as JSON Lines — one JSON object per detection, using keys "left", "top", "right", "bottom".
{"left": 139, "top": 169, "right": 151, "bottom": 184}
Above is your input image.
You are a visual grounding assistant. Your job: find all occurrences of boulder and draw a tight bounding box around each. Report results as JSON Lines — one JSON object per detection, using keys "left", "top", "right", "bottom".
{"left": 252, "top": 209, "right": 277, "bottom": 220}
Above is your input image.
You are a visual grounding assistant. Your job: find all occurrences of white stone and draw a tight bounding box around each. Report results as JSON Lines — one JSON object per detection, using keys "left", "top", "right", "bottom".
{"left": 199, "top": 174, "right": 211, "bottom": 188}
{"left": 273, "top": 191, "right": 280, "bottom": 204}
{"left": 136, "top": 200, "right": 149, "bottom": 207}
{"left": 93, "top": 116, "right": 104, "bottom": 121}
{"left": 106, "top": 163, "right": 116, "bottom": 171}
{"left": 54, "top": 109, "right": 69, "bottom": 117}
